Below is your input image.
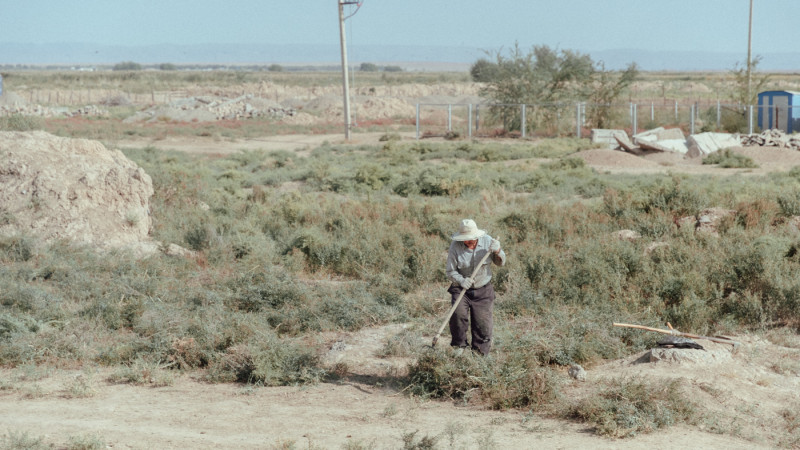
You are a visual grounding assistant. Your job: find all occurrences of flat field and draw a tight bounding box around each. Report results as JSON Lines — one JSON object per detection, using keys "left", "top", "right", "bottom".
{"left": 1, "top": 70, "right": 800, "bottom": 449}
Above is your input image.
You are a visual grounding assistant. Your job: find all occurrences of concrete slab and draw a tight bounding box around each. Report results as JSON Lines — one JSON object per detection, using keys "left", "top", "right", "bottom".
{"left": 686, "top": 132, "right": 741, "bottom": 158}
{"left": 638, "top": 138, "right": 689, "bottom": 154}
{"left": 591, "top": 129, "right": 628, "bottom": 149}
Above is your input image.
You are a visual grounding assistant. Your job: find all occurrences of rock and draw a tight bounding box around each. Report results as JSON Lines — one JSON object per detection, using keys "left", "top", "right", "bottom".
{"left": 644, "top": 241, "right": 669, "bottom": 255}
{"left": 612, "top": 229, "right": 641, "bottom": 241}
{"left": 0, "top": 131, "right": 153, "bottom": 251}
{"left": 568, "top": 364, "right": 587, "bottom": 381}
{"left": 162, "top": 243, "right": 197, "bottom": 259}
{"left": 646, "top": 347, "right": 732, "bottom": 364}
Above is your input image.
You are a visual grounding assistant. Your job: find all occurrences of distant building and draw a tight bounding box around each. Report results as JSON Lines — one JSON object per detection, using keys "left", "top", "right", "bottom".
{"left": 757, "top": 90, "right": 800, "bottom": 134}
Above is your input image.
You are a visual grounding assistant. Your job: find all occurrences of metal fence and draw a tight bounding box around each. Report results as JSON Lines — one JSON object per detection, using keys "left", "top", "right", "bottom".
{"left": 414, "top": 101, "right": 797, "bottom": 139}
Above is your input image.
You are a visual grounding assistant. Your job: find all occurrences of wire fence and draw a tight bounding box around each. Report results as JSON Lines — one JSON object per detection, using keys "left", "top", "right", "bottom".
{"left": 415, "top": 101, "right": 799, "bottom": 139}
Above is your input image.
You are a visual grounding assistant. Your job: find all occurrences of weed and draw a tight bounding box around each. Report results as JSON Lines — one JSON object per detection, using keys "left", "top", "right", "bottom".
{"left": 65, "top": 433, "right": 106, "bottom": 450}
{"left": 107, "top": 358, "right": 174, "bottom": 386}
{"left": 0, "top": 430, "right": 49, "bottom": 450}
{"left": 206, "top": 333, "right": 326, "bottom": 385}
{"left": 64, "top": 373, "right": 97, "bottom": 398}
{"left": 400, "top": 430, "right": 437, "bottom": 450}
{"left": 341, "top": 439, "right": 377, "bottom": 450}
{"left": 569, "top": 376, "right": 697, "bottom": 438}
{"left": 0, "top": 114, "right": 44, "bottom": 131}
{"left": 702, "top": 149, "right": 757, "bottom": 168}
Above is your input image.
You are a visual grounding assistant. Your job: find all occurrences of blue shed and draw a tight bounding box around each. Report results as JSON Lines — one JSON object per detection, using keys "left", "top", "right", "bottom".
{"left": 758, "top": 90, "right": 800, "bottom": 134}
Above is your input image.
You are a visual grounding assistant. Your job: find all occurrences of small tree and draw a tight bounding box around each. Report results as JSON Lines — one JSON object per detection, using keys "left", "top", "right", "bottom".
{"left": 383, "top": 65, "right": 403, "bottom": 72}
{"left": 360, "top": 62, "right": 379, "bottom": 72}
{"left": 584, "top": 62, "right": 639, "bottom": 129}
{"left": 268, "top": 64, "right": 284, "bottom": 72}
{"left": 730, "top": 55, "right": 770, "bottom": 106}
{"left": 159, "top": 63, "right": 177, "bottom": 71}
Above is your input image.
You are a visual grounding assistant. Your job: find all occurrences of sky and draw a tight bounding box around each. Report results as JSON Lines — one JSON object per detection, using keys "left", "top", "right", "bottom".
{"left": 0, "top": 1, "right": 796, "bottom": 65}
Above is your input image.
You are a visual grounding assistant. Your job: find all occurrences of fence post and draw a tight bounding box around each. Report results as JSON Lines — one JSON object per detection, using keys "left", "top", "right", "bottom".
{"left": 521, "top": 104, "right": 526, "bottom": 138}
{"left": 650, "top": 102, "right": 654, "bottom": 121}
{"left": 674, "top": 100, "right": 678, "bottom": 122}
{"left": 748, "top": 105, "right": 754, "bottom": 135}
{"left": 716, "top": 101, "right": 721, "bottom": 130}
{"left": 447, "top": 104, "right": 452, "bottom": 132}
{"left": 575, "top": 103, "right": 581, "bottom": 138}
{"left": 475, "top": 105, "right": 480, "bottom": 134}
{"left": 468, "top": 104, "right": 473, "bottom": 138}
{"left": 632, "top": 103, "right": 638, "bottom": 135}
{"left": 416, "top": 103, "right": 420, "bottom": 140}
{"left": 690, "top": 103, "right": 696, "bottom": 135}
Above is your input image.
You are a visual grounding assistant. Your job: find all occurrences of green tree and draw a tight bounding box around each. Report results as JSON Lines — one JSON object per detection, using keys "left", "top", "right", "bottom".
{"left": 159, "top": 63, "right": 177, "bottom": 71}
{"left": 478, "top": 43, "right": 597, "bottom": 132}
{"left": 359, "top": 62, "right": 379, "bottom": 72}
{"left": 268, "top": 64, "right": 284, "bottom": 72}
{"left": 584, "top": 62, "right": 639, "bottom": 129}
{"left": 469, "top": 58, "right": 498, "bottom": 82}
{"left": 476, "top": 43, "right": 638, "bottom": 133}
{"left": 383, "top": 65, "right": 403, "bottom": 72}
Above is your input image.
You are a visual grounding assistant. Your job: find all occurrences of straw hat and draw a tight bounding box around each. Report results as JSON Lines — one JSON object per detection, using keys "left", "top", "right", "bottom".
{"left": 451, "top": 219, "right": 486, "bottom": 241}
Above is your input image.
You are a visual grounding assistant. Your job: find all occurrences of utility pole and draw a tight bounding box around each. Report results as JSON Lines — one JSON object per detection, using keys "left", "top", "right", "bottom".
{"left": 338, "top": 1, "right": 362, "bottom": 140}
{"left": 746, "top": 0, "right": 753, "bottom": 105}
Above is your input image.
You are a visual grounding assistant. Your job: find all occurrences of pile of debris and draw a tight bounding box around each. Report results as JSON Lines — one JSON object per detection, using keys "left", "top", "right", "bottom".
{"left": 593, "top": 126, "right": 800, "bottom": 158}
{"left": 740, "top": 129, "right": 800, "bottom": 150}
{"left": 1, "top": 103, "right": 107, "bottom": 119}
{"left": 123, "top": 94, "right": 297, "bottom": 123}
{"left": 0, "top": 131, "right": 152, "bottom": 251}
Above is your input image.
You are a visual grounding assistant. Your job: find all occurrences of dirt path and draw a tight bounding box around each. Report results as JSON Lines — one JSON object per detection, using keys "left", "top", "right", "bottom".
{"left": 1, "top": 325, "right": 796, "bottom": 449}
{"left": 0, "top": 368, "right": 768, "bottom": 449}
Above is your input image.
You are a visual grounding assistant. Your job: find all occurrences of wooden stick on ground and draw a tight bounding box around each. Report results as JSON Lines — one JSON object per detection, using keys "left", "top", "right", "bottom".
{"left": 613, "top": 322, "right": 741, "bottom": 348}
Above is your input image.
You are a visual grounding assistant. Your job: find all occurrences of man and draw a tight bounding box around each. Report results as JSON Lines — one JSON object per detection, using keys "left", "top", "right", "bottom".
{"left": 445, "top": 218, "right": 505, "bottom": 355}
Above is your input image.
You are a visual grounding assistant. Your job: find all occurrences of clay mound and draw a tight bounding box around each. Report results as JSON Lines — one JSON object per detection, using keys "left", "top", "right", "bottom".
{"left": 0, "top": 131, "right": 154, "bottom": 251}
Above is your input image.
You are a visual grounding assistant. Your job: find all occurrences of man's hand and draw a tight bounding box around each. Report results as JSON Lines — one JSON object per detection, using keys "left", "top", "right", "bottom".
{"left": 490, "top": 238, "right": 501, "bottom": 253}
{"left": 459, "top": 277, "right": 474, "bottom": 289}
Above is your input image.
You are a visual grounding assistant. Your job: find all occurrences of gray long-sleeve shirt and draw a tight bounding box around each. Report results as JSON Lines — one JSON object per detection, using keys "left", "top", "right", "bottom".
{"left": 446, "top": 234, "right": 506, "bottom": 289}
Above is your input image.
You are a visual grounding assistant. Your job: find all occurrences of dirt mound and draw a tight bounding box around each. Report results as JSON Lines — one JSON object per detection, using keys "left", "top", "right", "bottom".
{"left": 0, "top": 131, "right": 153, "bottom": 251}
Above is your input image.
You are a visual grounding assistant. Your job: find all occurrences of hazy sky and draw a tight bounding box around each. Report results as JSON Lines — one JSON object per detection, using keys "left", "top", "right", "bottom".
{"left": 0, "top": 0, "right": 793, "bottom": 54}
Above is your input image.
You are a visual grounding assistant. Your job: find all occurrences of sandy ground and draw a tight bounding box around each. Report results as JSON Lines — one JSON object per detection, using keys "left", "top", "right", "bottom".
{"left": 4, "top": 135, "right": 800, "bottom": 448}
{"left": 1, "top": 326, "right": 794, "bottom": 449}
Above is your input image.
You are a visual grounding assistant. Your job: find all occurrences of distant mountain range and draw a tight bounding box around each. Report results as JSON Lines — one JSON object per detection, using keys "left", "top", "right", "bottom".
{"left": 1, "top": 42, "right": 798, "bottom": 72}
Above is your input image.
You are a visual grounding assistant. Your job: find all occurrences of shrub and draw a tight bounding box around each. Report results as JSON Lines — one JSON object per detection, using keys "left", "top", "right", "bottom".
{"left": 570, "top": 377, "right": 697, "bottom": 438}
{"left": 207, "top": 334, "right": 326, "bottom": 385}
{"left": 0, "top": 114, "right": 44, "bottom": 131}
{"left": 702, "top": 149, "right": 757, "bottom": 168}
{"left": 407, "top": 349, "right": 562, "bottom": 410}
{"left": 777, "top": 189, "right": 800, "bottom": 217}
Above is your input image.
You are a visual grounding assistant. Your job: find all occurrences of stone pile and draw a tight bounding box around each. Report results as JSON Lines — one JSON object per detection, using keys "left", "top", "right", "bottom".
{"left": 740, "top": 129, "right": 800, "bottom": 150}
{"left": 124, "top": 94, "right": 297, "bottom": 123}
{"left": 0, "top": 103, "right": 107, "bottom": 118}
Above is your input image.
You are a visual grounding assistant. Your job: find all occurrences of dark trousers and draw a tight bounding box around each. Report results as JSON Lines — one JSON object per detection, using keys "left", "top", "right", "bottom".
{"left": 447, "top": 283, "right": 495, "bottom": 355}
